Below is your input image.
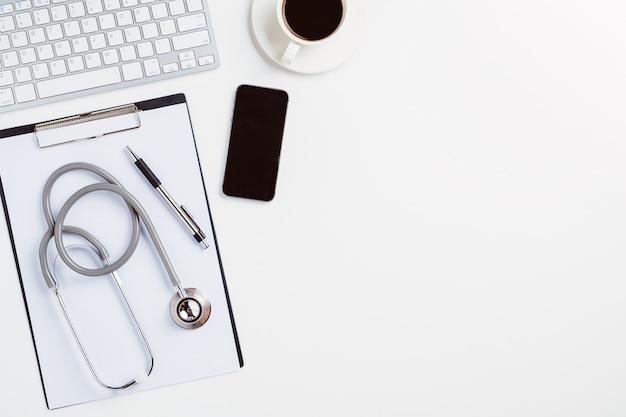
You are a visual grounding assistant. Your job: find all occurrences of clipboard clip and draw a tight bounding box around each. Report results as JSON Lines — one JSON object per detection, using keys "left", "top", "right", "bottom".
{"left": 34, "top": 104, "right": 141, "bottom": 148}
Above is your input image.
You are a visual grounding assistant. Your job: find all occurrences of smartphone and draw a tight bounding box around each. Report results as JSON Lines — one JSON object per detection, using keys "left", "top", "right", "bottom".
{"left": 223, "top": 85, "right": 289, "bottom": 201}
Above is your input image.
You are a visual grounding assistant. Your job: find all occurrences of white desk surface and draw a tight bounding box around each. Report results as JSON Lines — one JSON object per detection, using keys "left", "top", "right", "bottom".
{"left": 2, "top": 1, "right": 626, "bottom": 415}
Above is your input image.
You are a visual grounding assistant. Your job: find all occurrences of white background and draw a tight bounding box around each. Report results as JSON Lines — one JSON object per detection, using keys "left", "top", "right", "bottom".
{"left": 1, "top": 0, "right": 626, "bottom": 415}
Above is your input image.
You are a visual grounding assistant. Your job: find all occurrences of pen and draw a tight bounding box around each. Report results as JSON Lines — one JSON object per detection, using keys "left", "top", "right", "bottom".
{"left": 126, "top": 146, "right": 208, "bottom": 249}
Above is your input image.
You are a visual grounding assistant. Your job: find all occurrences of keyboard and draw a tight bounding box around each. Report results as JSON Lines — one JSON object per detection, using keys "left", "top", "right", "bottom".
{"left": 0, "top": 0, "right": 219, "bottom": 112}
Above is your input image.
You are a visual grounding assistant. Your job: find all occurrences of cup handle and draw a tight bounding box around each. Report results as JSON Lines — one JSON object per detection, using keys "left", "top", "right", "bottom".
{"left": 281, "top": 40, "right": 300, "bottom": 65}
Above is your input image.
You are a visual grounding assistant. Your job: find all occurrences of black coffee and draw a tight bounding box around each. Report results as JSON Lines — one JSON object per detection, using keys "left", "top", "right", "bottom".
{"left": 283, "top": 0, "right": 343, "bottom": 41}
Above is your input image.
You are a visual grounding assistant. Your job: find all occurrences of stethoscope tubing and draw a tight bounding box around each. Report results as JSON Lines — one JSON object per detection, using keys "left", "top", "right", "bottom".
{"left": 39, "top": 162, "right": 184, "bottom": 296}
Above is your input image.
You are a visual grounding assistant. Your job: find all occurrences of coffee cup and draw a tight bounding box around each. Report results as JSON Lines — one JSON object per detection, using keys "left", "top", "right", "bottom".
{"left": 277, "top": 0, "right": 347, "bottom": 65}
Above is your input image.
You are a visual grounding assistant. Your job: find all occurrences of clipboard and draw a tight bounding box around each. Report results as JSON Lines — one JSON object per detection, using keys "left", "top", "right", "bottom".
{"left": 0, "top": 94, "right": 243, "bottom": 409}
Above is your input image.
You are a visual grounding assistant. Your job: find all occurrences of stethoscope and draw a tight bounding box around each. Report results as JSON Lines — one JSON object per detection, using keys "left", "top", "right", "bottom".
{"left": 39, "top": 162, "right": 211, "bottom": 390}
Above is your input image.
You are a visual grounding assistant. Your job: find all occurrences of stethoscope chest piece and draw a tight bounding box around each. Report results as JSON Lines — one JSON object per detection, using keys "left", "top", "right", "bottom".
{"left": 170, "top": 288, "right": 211, "bottom": 329}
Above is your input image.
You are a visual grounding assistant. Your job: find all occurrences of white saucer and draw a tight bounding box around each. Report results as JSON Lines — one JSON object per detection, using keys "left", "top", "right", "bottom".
{"left": 250, "top": 0, "right": 368, "bottom": 74}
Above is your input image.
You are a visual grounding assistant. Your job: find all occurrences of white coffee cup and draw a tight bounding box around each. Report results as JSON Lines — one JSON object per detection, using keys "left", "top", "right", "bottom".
{"left": 277, "top": 0, "right": 347, "bottom": 65}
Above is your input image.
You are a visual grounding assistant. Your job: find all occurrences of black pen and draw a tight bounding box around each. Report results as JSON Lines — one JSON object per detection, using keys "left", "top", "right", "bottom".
{"left": 126, "top": 146, "right": 208, "bottom": 249}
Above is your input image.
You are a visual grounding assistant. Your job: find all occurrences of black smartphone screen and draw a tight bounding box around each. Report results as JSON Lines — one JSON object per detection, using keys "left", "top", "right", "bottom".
{"left": 223, "top": 85, "right": 289, "bottom": 201}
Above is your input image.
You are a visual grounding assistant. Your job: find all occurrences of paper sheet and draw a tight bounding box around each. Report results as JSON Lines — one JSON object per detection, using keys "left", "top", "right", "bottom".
{"left": 0, "top": 96, "right": 242, "bottom": 409}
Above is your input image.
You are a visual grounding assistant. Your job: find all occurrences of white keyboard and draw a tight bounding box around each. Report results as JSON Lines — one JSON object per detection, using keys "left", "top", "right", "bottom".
{"left": 0, "top": 0, "right": 219, "bottom": 112}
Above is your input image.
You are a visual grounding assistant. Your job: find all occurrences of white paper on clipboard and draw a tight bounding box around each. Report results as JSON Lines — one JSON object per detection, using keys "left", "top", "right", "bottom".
{"left": 0, "top": 94, "right": 243, "bottom": 409}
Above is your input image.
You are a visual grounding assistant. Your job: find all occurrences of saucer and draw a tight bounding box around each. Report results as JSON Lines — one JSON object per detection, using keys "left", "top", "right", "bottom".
{"left": 250, "top": 0, "right": 368, "bottom": 74}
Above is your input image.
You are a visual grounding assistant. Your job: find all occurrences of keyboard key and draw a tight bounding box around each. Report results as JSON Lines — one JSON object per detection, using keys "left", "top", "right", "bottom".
{"left": 133, "top": 6, "right": 150, "bottom": 23}
{"left": 71, "top": 36, "right": 89, "bottom": 53}
{"left": 178, "top": 50, "right": 193, "bottom": 61}
{"left": 49, "top": 59, "right": 67, "bottom": 75}
{"left": 0, "top": 5, "right": 15, "bottom": 15}
{"left": 2, "top": 51, "right": 19, "bottom": 67}
{"left": 81, "top": 16, "right": 98, "bottom": 33}
{"left": 177, "top": 13, "right": 206, "bottom": 32}
{"left": 32, "top": 63, "right": 50, "bottom": 79}
{"left": 33, "top": 9, "right": 51, "bottom": 25}
{"left": 50, "top": 5, "right": 68, "bottom": 21}
{"left": 121, "top": 61, "right": 142, "bottom": 80}
{"left": 106, "top": 29, "right": 123, "bottom": 46}
{"left": 180, "top": 58, "right": 195, "bottom": 69}
{"left": 15, "top": 67, "right": 32, "bottom": 82}
{"left": 0, "top": 88, "right": 15, "bottom": 106}
{"left": 89, "top": 33, "right": 106, "bottom": 49}
{"left": 68, "top": 1, "right": 86, "bottom": 18}
{"left": 86, "top": 0, "right": 103, "bottom": 14}
{"left": 45, "top": 24, "right": 63, "bottom": 40}
{"left": 0, "top": 35, "right": 9, "bottom": 50}
{"left": 15, "top": 1, "right": 34, "bottom": 11}
{"left": 38, "top": 66, "right": 121, "bottom": 97}
{"left": 15, "top": 83, "right": 36, "bottom": 102}
{"left": 124, "top": 26, "right": 140, "bottom": 42}
{"left": 67, "top": 56, "right": 85, "bottom": 72}
{"left": 0, "top": 17, "right": 16, "bottom": 33}
{"left": 19, "top": 47, "right": 37, "bottom": 64}
{"left": 119, "top": 45, "right": 136, "bottom": 61}
{"left": 11, "top": 31, "right": 29, "bottom": 47}
{"left": 16, "top": 13, "right": 34, "bottom": 29}
{"left": 84, "top": 52, "right": 102, "bottom": 68}
{"left": 36, "top": 44, "right": 54, "bottom": 59}
{"left": 151, "top": 3, "right": 167, "bottom": 19}
{"left": 162, "top": 62, "right": 177, "bottom": 73}
{"left": 141, "top": 22, "right": 158, "bottom": 38}
{"left": 159, "top": 19, "right": 175, "bottom": 36}
{"left": 172, "top": 30, "right": 209, "bottom": 50}
{"left": 98, "top": 13, "right": 115, "bottom": 29}
{"left": 116, "top": 10, "right": 132, "bottom": 26}
{"left": 54, "top": 40, "right": 71, "bottom": 56}
{"left": 154, "top": 38, "right": 170, "bottom": 54}
{"left": 28, "top": 27, "right": 46, "bottom": 44}
{"left": 0, "top": 70, "right": 15, "bottom": 87}
{"left": 186, "top": 0, "right": 203, "bottom": 13}
{"left": 63, "top": 20, "right": 80, "bottom": 36}
{"left": 106, "top": 0, "right": 122, "bottom": 9}
{"left": 143, "top": 57, "right": 159, "bottom": 76}
{"left": 137, "top": 41, "right": 153, "bottom": 57}
{"left": 168, "top": 0, "right": 185, "bottom": 16}
{"left": 102, "top": 48, "right": 119, "bottom": 64}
